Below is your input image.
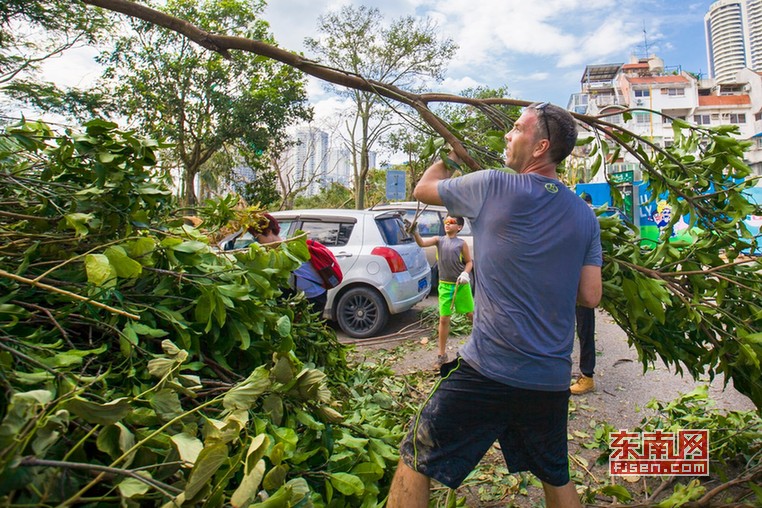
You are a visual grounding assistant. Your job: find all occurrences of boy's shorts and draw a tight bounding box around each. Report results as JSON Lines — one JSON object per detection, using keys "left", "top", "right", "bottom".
{"left": 399, "top": 357, "right": 572, "bottom": 488}
{"left": 438, "top": 281, "right": 474, "bottom": 316}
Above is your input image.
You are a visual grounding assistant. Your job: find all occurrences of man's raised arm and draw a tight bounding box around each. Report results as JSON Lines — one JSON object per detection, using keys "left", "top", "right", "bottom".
{"left": 413, "top": 154, "right": 460, "bottom": 205}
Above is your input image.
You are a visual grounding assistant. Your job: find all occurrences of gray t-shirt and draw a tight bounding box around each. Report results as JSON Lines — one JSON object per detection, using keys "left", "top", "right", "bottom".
{"left": 437, "top": 235, "right": 466, "bottom": 283}
{"left": 439, "top": 170, "right": 602, "bottom": 391}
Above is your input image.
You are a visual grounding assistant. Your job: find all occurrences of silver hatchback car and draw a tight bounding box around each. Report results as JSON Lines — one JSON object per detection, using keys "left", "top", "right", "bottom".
{"left": 368, "top": 202, "right": 475, "bottom": 289}
{"left": 220, "top": 209, "right": 431, "bottom": 338}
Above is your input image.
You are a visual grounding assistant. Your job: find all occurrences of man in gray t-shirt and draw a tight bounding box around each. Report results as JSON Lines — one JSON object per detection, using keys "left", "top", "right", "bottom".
{"left": 389, "top": 102, "right": 602, "bottom": 508}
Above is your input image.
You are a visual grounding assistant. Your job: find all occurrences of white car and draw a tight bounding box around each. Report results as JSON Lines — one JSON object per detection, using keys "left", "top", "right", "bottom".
{"left": 219, "top": 209, "right": 431, "bottom": 338}
{"left": 368, "top": 202, "right": 475, "bottom": 289}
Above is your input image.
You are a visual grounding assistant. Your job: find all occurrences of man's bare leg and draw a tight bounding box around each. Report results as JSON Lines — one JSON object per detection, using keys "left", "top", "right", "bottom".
{"left": 387, "top": 460, "right": 430, "bottom": 508}
{"left": 542, "top": 481, "right": 581, "bottom": 508}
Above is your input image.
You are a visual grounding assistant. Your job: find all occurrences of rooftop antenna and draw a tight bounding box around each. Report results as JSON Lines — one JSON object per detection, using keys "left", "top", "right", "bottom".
{"left": 639, "top": 20, "right": 652, "bottom": 59}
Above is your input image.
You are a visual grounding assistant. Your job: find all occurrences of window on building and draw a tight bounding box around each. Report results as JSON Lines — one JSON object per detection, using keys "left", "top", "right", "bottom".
{"left": 661, "top": 88, "right": 685, "bottom": 96}
{"left": 755, "top": 112, "right": 762, "bottom": 122}
{"left": 634, "top": 89, "right": 650, "bottom": 97}
{"left": 729, "top": 113, "right": 747, "bottom": 123}
{"left": 694, "top": 114, "right": 711, "bottom": 125}
{"left": 608, "top": 114, "right": 623, "bottom": 124}
{"left": 635, "top": 112, "right": 651, "bottom": 124}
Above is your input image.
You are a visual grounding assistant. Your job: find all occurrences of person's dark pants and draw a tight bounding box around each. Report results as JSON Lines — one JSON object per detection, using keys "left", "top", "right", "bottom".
{"left": 575, "top": 305, "right": 596, "bottom": 377}
{"left": 308, "top": 292, "right": 327, "bottom": 315}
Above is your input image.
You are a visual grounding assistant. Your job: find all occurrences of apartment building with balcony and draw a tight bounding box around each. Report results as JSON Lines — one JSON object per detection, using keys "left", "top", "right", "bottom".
{"left": 568, "top": 54, "right": 762, "bottom": 181}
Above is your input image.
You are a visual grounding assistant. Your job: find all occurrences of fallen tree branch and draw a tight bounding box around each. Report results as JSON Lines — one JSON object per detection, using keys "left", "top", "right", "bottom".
{"left": 0, "top": 268, "right": 140, "bottom": 319}
{"left": 18, "top": 456, "right": 183, "bottom": 496}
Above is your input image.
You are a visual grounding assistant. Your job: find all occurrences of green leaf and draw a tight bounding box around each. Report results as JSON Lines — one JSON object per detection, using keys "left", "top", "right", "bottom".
{"left": 172, "top": 240, "right": 208, "bottom": 253}
{"left": 96, "top": 423, "right": 135, "bottom": 461}
{"left": 329, "top": 472, "right": 365, "bottom": 496}
{"left": 125, "top": 237, "right": 157, "bottom": 265}
{"left": 170, "top": 432, "right": 204, "bottom": 466}
{"left": 117, "top": 472, "right": 152, "bottom": 498}
{"left": 85, "top": 254, "right": 117, "bottom": 287}
{"left": 131, "top": 323, "right": 169, "bottom": 338}
{"left": 263, "top": 395, "right": 283, "bottom": 426}
{"left": 183, "top": 443, "right": 228, "bottom": 500}
{"left": 270, "top": 426, "right": 298, "bottom": 448}
{"left": 64, "top": 397, "right": 131, "bottom": 425}
{"left": 337, "top": 433, "right": 369, "bottom": 450}
{"left": 104, "top": 246, "right": 143, "bottom": 278}
{"left": 245, "top": 434, "right": 270, "bottom": 472}
{"left": 150, "top": 389, "right": 184, "bottom": 421}
{"left": 230, "top": 459, "right": 265, "bottom": 508}
{"left": 262, "top": 464, "right": 288, "bottom": 491}
{"left": 276, "top": 315, "right": 291, "bottom": 337}
{"left": 229, "top": 319, "right": 251, "bottom": 350}
{"left": 350, "top": 462, "right": 384, "bottom": 482}
{"left": 600, "top": 484, "right": 632, "bottom": 502}
{"left": 194, "top": 292, "right": 214, "bottom": 325}
{"left": 64, "top": 213, "right": 94, "bottom": 236}
{"left": 223, "top": 366, "right": 271, "bottom": 410}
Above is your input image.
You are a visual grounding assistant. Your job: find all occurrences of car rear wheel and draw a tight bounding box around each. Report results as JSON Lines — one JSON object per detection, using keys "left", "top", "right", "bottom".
{"left": 336, "top": 287, "right": 389, "bottom": 339}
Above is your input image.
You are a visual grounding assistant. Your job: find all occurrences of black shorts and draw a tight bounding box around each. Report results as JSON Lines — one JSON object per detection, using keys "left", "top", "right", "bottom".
{"left": 399, "top": 357, "right": 571, "bottom": 488}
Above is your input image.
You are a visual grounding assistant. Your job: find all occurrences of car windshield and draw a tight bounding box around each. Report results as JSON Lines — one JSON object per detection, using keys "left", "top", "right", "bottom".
{"left": 376, "top": 216, "right": 414, "bottom": 245}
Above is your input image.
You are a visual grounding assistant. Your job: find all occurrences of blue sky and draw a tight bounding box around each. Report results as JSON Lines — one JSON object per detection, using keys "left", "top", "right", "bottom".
{"left": 263, "top": 0, "right": 717, "bottom": 115}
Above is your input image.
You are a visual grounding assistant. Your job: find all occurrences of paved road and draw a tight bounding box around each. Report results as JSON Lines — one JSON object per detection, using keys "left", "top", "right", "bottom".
{"left": 333, "top": 294, "right": 437, "bottom": 342}
{"left": 337, "top": 302, "right": 758, "bottom": 428}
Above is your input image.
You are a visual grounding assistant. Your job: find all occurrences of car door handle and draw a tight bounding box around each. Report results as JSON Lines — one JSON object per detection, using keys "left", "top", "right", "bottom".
{"left": 335, "top": 252, "right": 353, "bottom": 258}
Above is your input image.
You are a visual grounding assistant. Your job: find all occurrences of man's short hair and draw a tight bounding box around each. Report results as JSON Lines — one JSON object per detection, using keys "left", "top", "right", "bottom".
{"left": 528, "top": 102, "right": 577, "bottom": 164}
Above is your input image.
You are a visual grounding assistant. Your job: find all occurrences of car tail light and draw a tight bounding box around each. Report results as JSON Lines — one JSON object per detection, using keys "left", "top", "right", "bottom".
{"left": 371, "top": 247, "right": 407, "bottom": 273}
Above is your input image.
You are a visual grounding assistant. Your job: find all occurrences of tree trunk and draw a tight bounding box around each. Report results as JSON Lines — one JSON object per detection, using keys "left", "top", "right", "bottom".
{"left": 184, "top": 166, "right": 199, "bottom": 206}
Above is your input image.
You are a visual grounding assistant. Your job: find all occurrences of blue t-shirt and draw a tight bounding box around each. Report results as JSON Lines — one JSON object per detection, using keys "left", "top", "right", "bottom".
{"left": 439, "top": 170, "right": 602, "bottom": 391}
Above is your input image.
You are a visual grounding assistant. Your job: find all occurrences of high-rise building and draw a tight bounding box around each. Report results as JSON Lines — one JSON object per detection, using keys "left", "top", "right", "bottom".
{"left": 705, "top": 0, "right": 762, "bottom": 83}
{"left": 277, "top": 127, "right": 379, "bottom": 198}
{"left": 294, "top": 126, "right": 330, "bottom": 196}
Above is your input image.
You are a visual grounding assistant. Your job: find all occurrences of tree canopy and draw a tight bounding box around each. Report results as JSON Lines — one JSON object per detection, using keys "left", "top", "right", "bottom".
{"left": 99, "top": 0, "right": 312, "bottom": 206}
{"left": 0, "top": 1, "right": 109, "bottom": 116}
{"left": 304, "top": 5, "right": 457, "bottom": 209}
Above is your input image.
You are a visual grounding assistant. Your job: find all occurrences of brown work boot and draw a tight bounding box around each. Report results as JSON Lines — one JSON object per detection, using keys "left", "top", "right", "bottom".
{"left": 570, "top": 375, "right": 595, "bottom": 395}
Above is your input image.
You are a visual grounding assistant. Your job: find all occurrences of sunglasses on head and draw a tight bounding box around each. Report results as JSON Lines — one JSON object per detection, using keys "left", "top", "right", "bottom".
{"left": 534, "top": 101, "right": 552, "bottom": 142}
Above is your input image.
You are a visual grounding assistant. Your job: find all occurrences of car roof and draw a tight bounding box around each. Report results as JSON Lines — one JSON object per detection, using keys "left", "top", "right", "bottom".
{"left": 270, "top": 208, "right": 403, "bottom": 220}
{"left": 368, "top": 202, "right": 447, "bottom": 212}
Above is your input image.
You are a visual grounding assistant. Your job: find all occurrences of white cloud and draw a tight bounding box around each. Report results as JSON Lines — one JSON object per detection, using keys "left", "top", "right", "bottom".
{"left": 40, "top": 45, "right": 102, "bottom": 88}
{"left": 437, "top": 75, "right": 482, "bottom": 94}
{"left": 558, "top": 18, "right": 645, "bottom": 67}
